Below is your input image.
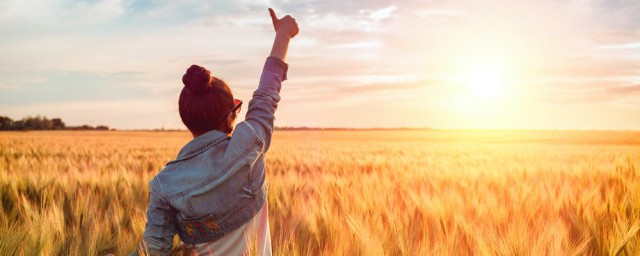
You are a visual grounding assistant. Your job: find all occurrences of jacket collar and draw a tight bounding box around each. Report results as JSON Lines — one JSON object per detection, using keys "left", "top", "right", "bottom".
{"left": 174, "top": 129, "right": 229, "bottom": 161}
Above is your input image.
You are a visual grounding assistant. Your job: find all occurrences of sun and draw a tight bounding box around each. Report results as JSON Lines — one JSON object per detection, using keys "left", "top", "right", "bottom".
{"left": 466, "top": 66, "right": 504, "bottom": 98}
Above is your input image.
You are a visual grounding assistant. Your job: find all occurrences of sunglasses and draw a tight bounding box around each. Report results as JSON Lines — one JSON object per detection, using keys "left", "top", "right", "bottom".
{"left": 216, "top": 99, "right": 243, "bottom": 125}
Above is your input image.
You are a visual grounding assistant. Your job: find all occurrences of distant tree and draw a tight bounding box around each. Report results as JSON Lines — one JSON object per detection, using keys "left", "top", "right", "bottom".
{"left": 21, "top": 116, "right": 52, "bottom": 130}
{"left": 0, "top": 116, "right": 13, "bottom": 130}
{"left": 23, "top": 116, "right": 37, "bottom": 130}
{"left": 0, "top": 115, "right": 117, "bottom": 131}
{"left": 40, "top": 116, "right": 52, "bottom": 129}
{"left": 11, "top": 120, "right": 25, "bottom": 130}
{"left": 51, "top": 118, "right": 65, "bottom": 130}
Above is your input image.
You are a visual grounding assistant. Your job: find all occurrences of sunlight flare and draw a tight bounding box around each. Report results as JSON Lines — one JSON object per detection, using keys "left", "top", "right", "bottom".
{"left": 466, "top": 65, "right": 504, "bottom": 98}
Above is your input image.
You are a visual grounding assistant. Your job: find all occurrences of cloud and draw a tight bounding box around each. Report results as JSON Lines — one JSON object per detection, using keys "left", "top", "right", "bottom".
{"left": 0, "top": 0, "right": 128, "bottom": 32}
{"left": 0, "top": 98, "right": 182, "bottom": 129}
{"left": 326, "top": 40, "right": 383, "bottom": 49}
{"left": 413, "top": 9, "right": 467, "bottom": 18}
{"left": 0, "top": 82, "right": 19, "bottom": 90}
{"left": 597, "top": 42, "right": 640, "bottom": 50}
{"left": 368, "top": 5, "right": 397, "bottom": 21}
{"left": 608, "top": 84, "right": 640, "bottom": 94}
{"left": 336, "top": 82, "right": 424, "bottom": 94}
{"left": 0, "top": 70, "right": 156, "bottom": 105}
{"left": 1, "top": 0, "right": 639, "bottom": 129}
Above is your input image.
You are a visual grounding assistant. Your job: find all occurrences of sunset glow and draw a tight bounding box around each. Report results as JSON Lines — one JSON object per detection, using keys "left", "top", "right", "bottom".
{"left": 466, "top": 65, "right": 504, "bottom": 99}
{"left": 2, "top": 2, "right": 640, "bottom": 254}
{"left": 0, "top": 0, "right": 638, "bottom": 130}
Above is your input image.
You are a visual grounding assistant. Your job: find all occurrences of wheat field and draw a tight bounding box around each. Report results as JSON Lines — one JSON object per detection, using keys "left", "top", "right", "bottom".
{"left": 0, "top": 130, "right": 639, "bottom": 255}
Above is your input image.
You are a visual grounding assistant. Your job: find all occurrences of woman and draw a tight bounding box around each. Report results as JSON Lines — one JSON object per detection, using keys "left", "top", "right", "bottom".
{"left": 134, "top": 8, "right": 298, "bottom": 256}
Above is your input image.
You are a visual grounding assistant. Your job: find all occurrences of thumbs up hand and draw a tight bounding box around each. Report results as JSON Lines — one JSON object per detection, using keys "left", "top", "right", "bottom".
{"left": 268, "top": 8, "right": 299, "bottom": 38}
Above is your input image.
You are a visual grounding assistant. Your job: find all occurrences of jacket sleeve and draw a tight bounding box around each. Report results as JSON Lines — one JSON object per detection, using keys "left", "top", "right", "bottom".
{"left": 244, "top": 56, "right": 288, "bottom": 152}
{"left": 134, "top": 182, "right": 177, "bottom": 256}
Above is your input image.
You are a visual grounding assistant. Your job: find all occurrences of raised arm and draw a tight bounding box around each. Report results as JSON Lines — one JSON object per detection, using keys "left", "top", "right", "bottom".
{"left": 243, "top": 8, "right": 298, "bottom": 151}
{"left": 268, "top": 8, "right": 299, "bottom": 61}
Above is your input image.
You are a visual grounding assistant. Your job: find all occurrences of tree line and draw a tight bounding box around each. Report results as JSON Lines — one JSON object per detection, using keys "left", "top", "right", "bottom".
{"left": 0, "top": 115, "right": 110, "bottom": 131}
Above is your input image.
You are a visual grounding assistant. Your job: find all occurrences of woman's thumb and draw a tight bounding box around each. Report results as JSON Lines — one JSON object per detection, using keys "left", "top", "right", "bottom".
{"left": 268, "top": 8, "right": 278, "bottom": 26}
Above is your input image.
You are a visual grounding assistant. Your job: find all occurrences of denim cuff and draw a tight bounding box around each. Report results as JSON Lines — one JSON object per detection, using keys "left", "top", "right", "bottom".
{"left": 264, "top": 56, "right": 288, "bottom": 81}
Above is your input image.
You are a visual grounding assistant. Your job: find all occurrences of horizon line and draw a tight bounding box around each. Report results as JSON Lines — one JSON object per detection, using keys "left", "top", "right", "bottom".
{"left": 24, "top": 126, "right": 639, "bottom": 132}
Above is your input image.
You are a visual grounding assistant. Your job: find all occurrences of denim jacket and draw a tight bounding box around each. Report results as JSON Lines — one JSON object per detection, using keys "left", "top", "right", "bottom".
{"left": 135, "top": 57, "right": 287, "bottom": 255}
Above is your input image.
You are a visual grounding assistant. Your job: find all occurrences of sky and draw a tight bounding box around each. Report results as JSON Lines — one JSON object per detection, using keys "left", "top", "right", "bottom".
{"left": 0, "top": 0, "right": 639, "bottom": 130}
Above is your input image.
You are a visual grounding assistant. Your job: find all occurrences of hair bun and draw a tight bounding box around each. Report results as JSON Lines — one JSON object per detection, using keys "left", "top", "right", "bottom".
{"left": 182, "top": 65, "right": 212, "bottom": 94}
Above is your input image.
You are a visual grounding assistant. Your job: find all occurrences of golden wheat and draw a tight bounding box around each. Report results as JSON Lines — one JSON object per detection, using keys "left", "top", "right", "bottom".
{"left": 0, "top": 130, "right": 638, "bottom": 255}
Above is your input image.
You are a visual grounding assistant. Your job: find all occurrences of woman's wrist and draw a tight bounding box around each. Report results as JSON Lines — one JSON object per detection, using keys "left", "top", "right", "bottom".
{"left": 269, "top": 34, "right": 291, "bottom": 61}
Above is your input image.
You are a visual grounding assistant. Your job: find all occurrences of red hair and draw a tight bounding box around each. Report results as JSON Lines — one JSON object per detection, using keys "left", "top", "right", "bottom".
{"left": 179, "top": 65, "right": 235, "bottom": 134}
